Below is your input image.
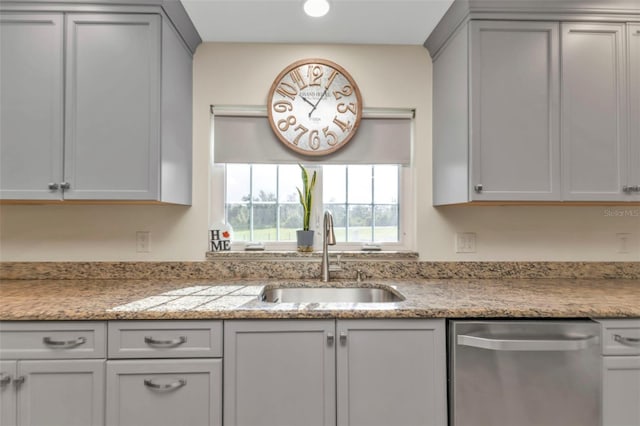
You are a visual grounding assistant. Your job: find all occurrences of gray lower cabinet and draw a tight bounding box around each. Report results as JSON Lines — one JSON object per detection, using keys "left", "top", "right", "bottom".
{"left": 105, "top": 320, "right": 223, "bottom": 426}
{"left": 0, "top": 6, "right": 193, "bottom": 204}
{"left": 224, "top": 320, "right": 335, "bottom": 426}
{"left": 598, "top": 319, "right": 640, "bottom": 426}
{"left": 223, "top": 319, "right": 446, "bottom": 426}
{"left": 106, "top": 360, "right": 222, "bottom": 426}
{"left": 0, "top": 321, "right": 106, "bottom": 426}
{"left": 336, "top": 320, "right": 446, "bottom": 426}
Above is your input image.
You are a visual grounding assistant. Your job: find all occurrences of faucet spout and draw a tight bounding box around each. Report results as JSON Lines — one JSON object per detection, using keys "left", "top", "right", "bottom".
{"left": 321, "top": 211, "right": 336, "bottom": 282}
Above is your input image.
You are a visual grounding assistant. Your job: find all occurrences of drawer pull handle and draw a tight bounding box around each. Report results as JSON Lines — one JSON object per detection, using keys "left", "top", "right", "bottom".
{"left": 614, "top": 334, "right": 640, "bottom": 347}
{"left": 144, "top": 336, "right": 187, "bottom": 347}
{"left": 0, "top": 374, "right": 10, "bottom": 387}
{"left": 13, "top": 376, "right": 25, "bottom": 388}
{"left": 43, "top": 336, "right": 87, "bottom": 348}
{"left": 144, "top": 378, "right": 186, "bottom": 392}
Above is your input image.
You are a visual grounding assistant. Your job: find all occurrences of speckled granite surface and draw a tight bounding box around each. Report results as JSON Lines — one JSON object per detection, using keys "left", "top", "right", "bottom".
{"left": 1, "top": 278, "right": 638, "bottom": 320}
{"left": 1, "top": 258, "right": 639, "bottom": 280}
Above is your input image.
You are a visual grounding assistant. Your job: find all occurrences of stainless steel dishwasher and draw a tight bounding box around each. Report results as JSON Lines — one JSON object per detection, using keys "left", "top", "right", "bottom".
{"left": 449, "top": 320, "right": 601, "bottom": 426}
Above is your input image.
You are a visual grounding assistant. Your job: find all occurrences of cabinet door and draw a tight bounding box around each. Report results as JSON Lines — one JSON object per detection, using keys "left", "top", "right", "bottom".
{"left": 17, "top": 359, "right": 104, "bottom": 426}
{"left": 602, "top": 356, "right": 640, "bottom": 426}
{"left": 336, "top": 320, "right": 446, "bottom": 426}
{"left": 64, "top": 14, "right": 160, "bottom": 200}
{"left": 0, "top": 13, "right": 64, "bottom": 200}
{"left": 0, "top": 361, "right": 16, "bottom": 426}
{"left": 561, "top": 23, "right": 628, "bottom": 201}
{"left": 106, "top": 359, "right": 221, "bottom": 426}
{"left": 469, "top": 21, "right": 560, "bottom": 201}
{"left": 224, "top": 320, "right": 336, "bottom": 426}
{"left": 628, "top": 24, "right": 640, "bottom": 201}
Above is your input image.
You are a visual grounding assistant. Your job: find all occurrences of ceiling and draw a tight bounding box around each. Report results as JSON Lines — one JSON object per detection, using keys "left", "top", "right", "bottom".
{"left": 181, "top": 0, "right": 454, "bottom": 45}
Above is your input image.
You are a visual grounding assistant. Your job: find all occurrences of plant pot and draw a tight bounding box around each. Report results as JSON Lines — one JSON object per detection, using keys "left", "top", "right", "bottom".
{"left": 296, "top": 230, "right": 314, "bottom": 252}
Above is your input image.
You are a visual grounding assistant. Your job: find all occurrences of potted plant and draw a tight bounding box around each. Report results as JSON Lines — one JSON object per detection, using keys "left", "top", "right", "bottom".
{"left": 296, "top": 164, "right": 317, "bottom": 252}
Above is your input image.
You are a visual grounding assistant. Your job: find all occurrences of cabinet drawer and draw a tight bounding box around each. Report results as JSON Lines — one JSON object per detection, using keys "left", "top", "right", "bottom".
{"left": 0, "top": 321, "right": 106, "bottom": 359}
{"left": 108, "top": 321, "right": 222, "bottom": 358}
{"left": 599, "top": 319, "right": 640, "bottom": 355}
{"left": 106, "top": 359, "right": 222, "bottom": 426}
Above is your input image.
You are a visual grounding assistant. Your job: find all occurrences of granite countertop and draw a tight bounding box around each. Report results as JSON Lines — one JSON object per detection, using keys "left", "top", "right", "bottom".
{"left": 0, "top": 278, "right": 638, "bottom": 320}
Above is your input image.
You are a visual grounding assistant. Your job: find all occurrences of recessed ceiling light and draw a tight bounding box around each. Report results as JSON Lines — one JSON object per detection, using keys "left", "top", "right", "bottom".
{"left": 303, "top": 0, "right": 330, "bottom": 18}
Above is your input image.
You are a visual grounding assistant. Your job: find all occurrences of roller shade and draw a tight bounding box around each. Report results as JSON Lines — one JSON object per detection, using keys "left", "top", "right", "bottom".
{"left": 212, "top": 106, "right": 413, "bottom": 165}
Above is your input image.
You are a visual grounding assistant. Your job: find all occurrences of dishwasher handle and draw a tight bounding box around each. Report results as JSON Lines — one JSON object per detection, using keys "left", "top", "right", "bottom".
{"left": 457, "top": 334, "right": 599, "bottom": 351}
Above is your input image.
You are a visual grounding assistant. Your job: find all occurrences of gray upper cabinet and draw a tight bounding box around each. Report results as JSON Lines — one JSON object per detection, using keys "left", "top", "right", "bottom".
{"left": 0, "top": 3, "right": 195, "bottom": 204}
{"left": 0, "top": 13, "right": 64, "bottom": 201}
{"left": 561, "top": 23, "right": 628, "bottom": 201}
{"left": 469, "top": 21, "right": 560, "bottom": 201}
{"left": 433, "top": 20, "right": 561, "bottom": 204}
{"left": 628, "top": 24, "right": 640, "bottom": 201}
{"left": 430, "top": 1, "right": 640, "bottom": 205}
{"left": 64, "top": 14, "right": 161, "bottom": 201}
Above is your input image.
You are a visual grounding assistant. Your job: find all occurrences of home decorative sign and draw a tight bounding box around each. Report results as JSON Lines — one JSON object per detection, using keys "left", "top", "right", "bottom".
{"left": 266, "top": 58, "right": 363, "bottom": 156}
{"left": 209, "top": 224, "right": 232, "bottom": 251}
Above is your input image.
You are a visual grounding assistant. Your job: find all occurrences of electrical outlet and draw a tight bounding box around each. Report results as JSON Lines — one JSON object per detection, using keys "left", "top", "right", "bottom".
{"left": 136, "top": 231, "right": 151, "bottom": 253}
{"left": 455, "top": 232, "right": 476, "bottom": 253}
{"left": 616, "top": 233, "right": 631, "bottom": 253}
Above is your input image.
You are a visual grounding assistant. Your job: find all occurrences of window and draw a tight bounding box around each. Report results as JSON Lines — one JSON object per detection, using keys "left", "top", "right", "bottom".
{"left": 210, "top": 106, "right": 415, "bottom": 251}
{"left": 223, "top": 164, "right": 408, "bottom": 249}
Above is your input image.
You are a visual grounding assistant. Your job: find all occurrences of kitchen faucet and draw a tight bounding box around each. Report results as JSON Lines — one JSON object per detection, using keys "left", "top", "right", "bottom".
{"left": 321, "top": 210, "right": 336, "bottom": 282}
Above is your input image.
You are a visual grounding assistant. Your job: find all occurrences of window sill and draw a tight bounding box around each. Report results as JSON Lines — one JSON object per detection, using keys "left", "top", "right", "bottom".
{"left": 205, "top": 250, "right": 418, "bottom": 261}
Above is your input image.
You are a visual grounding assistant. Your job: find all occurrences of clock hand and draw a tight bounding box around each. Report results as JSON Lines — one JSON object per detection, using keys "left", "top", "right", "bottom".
{"left": 308, "top": 87, "right": 329, "bottom": 118}
{"left": 300, "top": 95, "right": 316, "bottom": 109}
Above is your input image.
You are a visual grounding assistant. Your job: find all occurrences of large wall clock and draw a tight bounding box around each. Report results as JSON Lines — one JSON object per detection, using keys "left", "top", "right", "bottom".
{"left": 267, "top": 58, "right": 363, "bottom": 156}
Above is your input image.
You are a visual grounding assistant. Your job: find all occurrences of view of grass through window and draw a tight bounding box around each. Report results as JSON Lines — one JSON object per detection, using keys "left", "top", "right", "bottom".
{"left": 225, "top": 164, "right": 399, "bottom": 243}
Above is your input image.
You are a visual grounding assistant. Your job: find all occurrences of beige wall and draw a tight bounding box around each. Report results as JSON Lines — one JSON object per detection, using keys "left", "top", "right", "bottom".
{"left": 0, "top": 43, "right": 638, "bottom": 262}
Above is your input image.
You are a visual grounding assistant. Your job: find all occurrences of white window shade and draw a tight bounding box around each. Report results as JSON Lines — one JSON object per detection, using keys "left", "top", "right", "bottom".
{"left": 212, "top": 106, "right": 413, "bottom": 165}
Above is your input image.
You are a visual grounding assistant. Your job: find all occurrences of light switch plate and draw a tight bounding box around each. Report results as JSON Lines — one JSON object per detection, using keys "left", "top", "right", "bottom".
{"left": 455, "top": 232, "right": 476, "bottom": 253}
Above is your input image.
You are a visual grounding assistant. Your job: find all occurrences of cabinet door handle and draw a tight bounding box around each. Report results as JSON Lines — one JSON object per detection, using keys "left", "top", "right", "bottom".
{"left": 339, "top": 332, "right": 348, "bottom": 343}
{"left": 474, "top": 184, "right": 483, "bottom": 193}
{"left": 43, "top": 336, "right": 86, "bottom": 348}
{"left": 0, "top": 373, "right": 10, "bottom": 387}
{"left": 327, "top": 333, "right": 334, "bottom": 345}
{"left": 60, "top": 182, "right": 70, "bottom": 190}
{"left": 13, "top": 376, "right": 25, "bottom": 388}
{"left": 143, "top": 378, "right": 186, "bottom": 392}
{"left": 614, "top": 334, "right": 640, "bottom": 347}
{"left": 144, "top": 336, "right": 187, "bottom": 347}
{"left": 48, "top": 182, "right": 59, "bottom": 190}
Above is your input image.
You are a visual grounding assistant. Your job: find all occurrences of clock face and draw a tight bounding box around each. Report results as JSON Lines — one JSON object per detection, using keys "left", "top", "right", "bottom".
{"left": 267, "top": 58, "right": 363, "bottom": 156}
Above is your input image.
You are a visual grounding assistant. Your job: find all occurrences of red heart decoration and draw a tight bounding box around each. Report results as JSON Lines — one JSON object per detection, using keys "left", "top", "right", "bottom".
{"left": 222, "top": 231, "right": 230, "bottom": 239}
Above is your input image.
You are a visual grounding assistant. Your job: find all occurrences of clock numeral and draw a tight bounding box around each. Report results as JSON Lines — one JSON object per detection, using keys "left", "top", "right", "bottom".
{"left": 273, "top": 100, "right": 293, "bottom": 113}
{"left": 292, "top": 124, "right": 309, "bottom": 146}
{"left": 337, "top": 102, "right": 356, "bottom": 115}
{"left": 309, "top": 130, "right": 321, "bottom": 150}
{"left": 276, "top": 82, "right": 298, "bottom": 101}
{"left": 333, "top": 85, "right": 353, "bottom": 100}
{"left": 325, "top": 69, "right": 338, "bottom": 89}
{"left": 289, "top": 68, "right": 308, "bottom": 90}
{"left": 277, "top": 115, "right": 297, "bottom": 131}
{"left": 333, "top": 116, "right": 353, "bottom": 133}
{"left": 307, "top": 65, "right": 324, "bottom": 86}
{"left": 323, "top": 126, "right": 338, "bottom": 146}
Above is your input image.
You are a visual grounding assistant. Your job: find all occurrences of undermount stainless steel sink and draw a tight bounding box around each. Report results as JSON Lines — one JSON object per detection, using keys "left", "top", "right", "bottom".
{"left": 260, "top": 285, "right": 405, "bottom": 303}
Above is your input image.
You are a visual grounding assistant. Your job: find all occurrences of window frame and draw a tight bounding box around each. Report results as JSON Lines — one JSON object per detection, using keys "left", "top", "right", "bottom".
{"left": 210, "top": 163, "right": 415, "bottom": 252}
